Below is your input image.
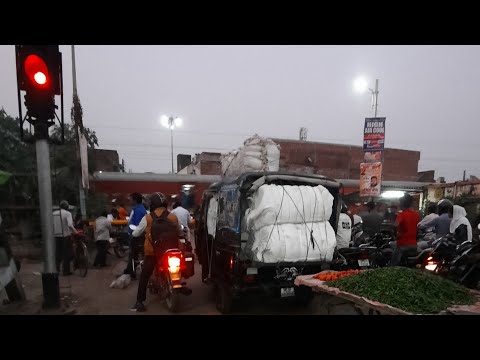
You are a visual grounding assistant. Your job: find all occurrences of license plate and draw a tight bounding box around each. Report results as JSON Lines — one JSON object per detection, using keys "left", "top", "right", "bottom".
{"left": 358, "top": 259, "right": 370, "bottom": 267}
{"left": 280, "top": 287, "right": 295, "bottom": 298}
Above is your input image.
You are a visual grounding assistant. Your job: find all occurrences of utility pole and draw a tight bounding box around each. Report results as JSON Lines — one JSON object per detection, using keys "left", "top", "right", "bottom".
{"left": 372, "top": 79, "right": 379, "bottom": 118}
{"left": 71, "top": 45, "right": 87, "bottom": 220}
{"left": 15, "top": 45, "right": 64, "bottom": 309}
{"left": 170, "top": 125, "right": 174, "bottom": 174}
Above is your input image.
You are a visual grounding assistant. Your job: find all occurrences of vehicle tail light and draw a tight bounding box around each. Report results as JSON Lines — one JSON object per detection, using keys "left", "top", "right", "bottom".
{"left": 425, "top": 257, "right": 438, "bottom": 272}
{"left": 168, "top": 255, "right": 181, "bottom": 274}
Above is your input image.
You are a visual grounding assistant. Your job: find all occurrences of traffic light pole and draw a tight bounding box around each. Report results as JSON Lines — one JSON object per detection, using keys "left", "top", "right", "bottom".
{"left": 35, "top": 122, "right": 60, "bottom": 309}
{"left": 15, "top": 45, "right": 64, "bottom": 310}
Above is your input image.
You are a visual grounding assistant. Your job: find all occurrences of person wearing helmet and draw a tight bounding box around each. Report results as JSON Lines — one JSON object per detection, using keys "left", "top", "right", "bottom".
{"left": 129, "top": 192, "right": 181, "bottom": 312}
{"left": 419, "top": 198, "right": 453, "bottom": 239}
{"left": 52, "top": 200, "right": 78, "bottom": 275}
{"left": 336, "top": 202, "right": 352, "bottom": 249}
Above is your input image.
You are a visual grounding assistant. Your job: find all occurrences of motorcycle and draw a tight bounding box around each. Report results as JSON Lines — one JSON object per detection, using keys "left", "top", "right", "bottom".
{"left": 425, "top": 226, "right": 480, "bottom": 289}
{"left": 334, "top": 232, "right": 394, "bottom": 270}
{"left": 108, "top": 229, "right": 130, "bottom": 258}
{"left": 129, "top": 224, "right": 194, "bottom": 313}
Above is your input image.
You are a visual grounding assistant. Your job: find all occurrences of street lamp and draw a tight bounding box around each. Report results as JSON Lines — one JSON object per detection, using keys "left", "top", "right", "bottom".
{"left": 160, "top": 115, "right": 183, "bottom": 174}
{"left": 353, "top": 76, "right": 380, "bottom": 118}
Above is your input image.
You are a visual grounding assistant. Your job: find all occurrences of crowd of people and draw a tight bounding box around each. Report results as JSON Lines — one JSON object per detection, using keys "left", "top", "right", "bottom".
{"left": 52, "top": 192, "right": 194, "bottom": 312}
{"left": 335, "top": 194, "right": 477, "bottom": 266}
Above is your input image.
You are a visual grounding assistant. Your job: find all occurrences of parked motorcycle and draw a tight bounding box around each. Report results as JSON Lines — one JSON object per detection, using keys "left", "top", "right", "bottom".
{"left": 425, "top": 227, "right": 480, "bottom": 289}
{"left": 129, "top": 224, "right": 194, "bottom": 313}
{"left": 334, "top": 232, "right": 394, "bottom": 270}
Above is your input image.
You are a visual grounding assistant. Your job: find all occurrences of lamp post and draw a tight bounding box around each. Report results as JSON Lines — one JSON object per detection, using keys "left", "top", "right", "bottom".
{"left": 160, "top": 115, "right": 183, "bottom": 173}
{"left": 353, "top": 77, "right": 379, "bottom": 118}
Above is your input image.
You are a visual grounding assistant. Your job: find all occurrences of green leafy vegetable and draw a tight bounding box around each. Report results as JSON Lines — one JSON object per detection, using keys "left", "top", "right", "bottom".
{"left": 327, "top": 267, "right": 477, "bottom": 314}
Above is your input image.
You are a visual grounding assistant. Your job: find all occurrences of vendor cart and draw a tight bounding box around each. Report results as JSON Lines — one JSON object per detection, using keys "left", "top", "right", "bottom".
{"left": 294, "top": 274, "right": 480, "bottom": 315}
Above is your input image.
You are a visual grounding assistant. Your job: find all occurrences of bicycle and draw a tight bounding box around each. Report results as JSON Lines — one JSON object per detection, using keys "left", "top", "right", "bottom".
{"left": 72, "top": 231, "right": 89, "bottom": 277}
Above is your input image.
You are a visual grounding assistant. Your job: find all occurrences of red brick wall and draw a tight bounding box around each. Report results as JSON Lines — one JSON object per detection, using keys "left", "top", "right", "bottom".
{"left": 93, "top": 149, "right": 120, "bottom": 172}
{"left": 200, "top": 161, "right": 222, "bottom": 175}
{"left": 274, "top": 139, "right": 420, "bottom": 181}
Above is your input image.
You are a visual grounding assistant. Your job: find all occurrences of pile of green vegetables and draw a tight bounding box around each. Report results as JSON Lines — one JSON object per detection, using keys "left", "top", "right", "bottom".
{"left": 327, "top": 267, "right": 477, "bottom": 314}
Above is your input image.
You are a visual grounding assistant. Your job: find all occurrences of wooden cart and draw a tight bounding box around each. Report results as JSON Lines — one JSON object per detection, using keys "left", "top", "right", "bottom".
{"left": 294, "top": 274, "right": 480, "bottom": 315}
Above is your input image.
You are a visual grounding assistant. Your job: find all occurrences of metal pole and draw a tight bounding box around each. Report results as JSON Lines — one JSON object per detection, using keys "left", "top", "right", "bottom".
{"left": 72, "top": 45, "right": 87, "bottom": 219}
{"left": 71, "top": 45, "right": 77, "bottom": 97}
{"left": 170, "top": 118, "right": 174, "bottom": 174}
{"left": 374, "top": 79, "right": 379, "bottom": 118}
{"left": 36, "top": 133, "right": 60, "bottom": 308}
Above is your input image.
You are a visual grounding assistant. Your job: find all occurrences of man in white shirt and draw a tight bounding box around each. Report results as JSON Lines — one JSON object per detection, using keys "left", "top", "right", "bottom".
{"left": 171, "top": 202, "right": 192, "bottom": 242}
{"left": 336, "top": 203, "right": 352, "bottom": 249}
{"left": 418, "top": 203, "right": 439, "bottom": 233}
{"left": 53, "top": 200, "right": 78, "bottom": 275}
{"left": 94, "top": 210, "right": 112, "bottom": 267}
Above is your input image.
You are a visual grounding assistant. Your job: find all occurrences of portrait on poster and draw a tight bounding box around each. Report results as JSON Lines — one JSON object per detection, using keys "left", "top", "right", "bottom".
{"left": 360, "top": 162, "right": 382, "bottom": 197}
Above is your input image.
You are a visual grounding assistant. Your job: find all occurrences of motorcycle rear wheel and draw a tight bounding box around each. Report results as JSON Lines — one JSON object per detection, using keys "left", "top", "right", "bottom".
{"left": 165, "top": 279, "right": 180, "bottom": 313}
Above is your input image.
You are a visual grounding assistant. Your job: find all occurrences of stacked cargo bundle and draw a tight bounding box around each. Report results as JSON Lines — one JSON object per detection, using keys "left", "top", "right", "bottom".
{"left": 220, "top": 135, "right": 280, "bottom": 177}
{"left": 243, "top": 184, "right": 337, "bottom": 263}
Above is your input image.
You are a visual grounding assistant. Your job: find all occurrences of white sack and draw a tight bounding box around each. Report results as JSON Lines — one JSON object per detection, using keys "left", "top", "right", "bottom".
{"left": 245, "top": 184, "right": 333, "bottom": 231}
{"left": 110, "top": 274, "right": 131, "bottom": 289}
{"left": 221, "top": 135, "right": 281, "bottom": 177}
{"left": 249, "top": 222, "right": 336, "bottom": 263}
{"left": 207, "top": 196, "right": 218, "bottom": 237}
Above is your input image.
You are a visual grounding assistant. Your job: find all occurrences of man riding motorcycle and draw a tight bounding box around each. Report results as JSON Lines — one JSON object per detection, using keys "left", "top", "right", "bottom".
{"left": 129, "top": 192, "right": 181, "bottom": 312}
{"left": 419, "top": 199, "right": 453, "bottom": 240}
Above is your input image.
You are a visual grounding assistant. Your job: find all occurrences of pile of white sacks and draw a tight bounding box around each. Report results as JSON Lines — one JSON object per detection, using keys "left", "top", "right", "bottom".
{"left": 243, "top": 184, "right": 337, "bottom": 263}
{"left": 221, "top": 135, "right": 280, "bottom": 177}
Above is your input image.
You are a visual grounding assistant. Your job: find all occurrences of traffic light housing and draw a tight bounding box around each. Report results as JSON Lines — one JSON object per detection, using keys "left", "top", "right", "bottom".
{"left": 15, "top": 45, "right": 61, "bottom": 122}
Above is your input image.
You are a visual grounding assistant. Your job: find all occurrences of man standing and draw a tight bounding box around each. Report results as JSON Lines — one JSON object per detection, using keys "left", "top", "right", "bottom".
{"left": 391, "top": 194, "right": 419, "bottom": 266}
{"left": 123, "top": 192, "right": 147, "bottom": 279}
{"left": 172, "top": 201, "right": 192, "bottom": 242}
{"left": 336, "top": 203, "right": 352, "bottom": 249}
{"left": 93, "top": 210, "right": 112, "bottom": 267}
{"left": 53, "top": 200, "right": 78, "bottom": 275}
{"left": 361, "top": 201, "right": 383, "bottom": 237}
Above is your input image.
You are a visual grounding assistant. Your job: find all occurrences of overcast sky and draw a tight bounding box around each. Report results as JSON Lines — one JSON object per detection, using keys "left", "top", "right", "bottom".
{"left": 1, "top": 45, "right": 479, "bottom": 182}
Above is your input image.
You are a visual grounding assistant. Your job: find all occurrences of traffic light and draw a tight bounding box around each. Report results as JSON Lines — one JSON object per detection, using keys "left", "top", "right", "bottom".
{"left": 15, "top": 45, "right": 61, "bottom": 121}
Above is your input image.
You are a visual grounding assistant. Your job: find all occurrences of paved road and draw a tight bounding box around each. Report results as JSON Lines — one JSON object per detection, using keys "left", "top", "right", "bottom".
{"left": 4, "top": 253, "right": 318, "bottom": 315}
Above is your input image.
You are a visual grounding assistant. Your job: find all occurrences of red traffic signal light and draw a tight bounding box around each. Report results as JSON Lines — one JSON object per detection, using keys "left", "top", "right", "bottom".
{"left": 24, "top": 54, "right": 49, "bottom": 86}
{"left": 15, "top": 45, "right": 62, "bottom": 121}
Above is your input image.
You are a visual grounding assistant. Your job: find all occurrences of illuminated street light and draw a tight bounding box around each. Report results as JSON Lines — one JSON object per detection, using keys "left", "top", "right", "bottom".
{"left": 381, "top": 191, "right": 405, "bottom": 199}
{"left": 353, "top": 76, "right": 380, "bottom": 118}
{"left": 160, "top": 115, "right": 183, "bottom": 173}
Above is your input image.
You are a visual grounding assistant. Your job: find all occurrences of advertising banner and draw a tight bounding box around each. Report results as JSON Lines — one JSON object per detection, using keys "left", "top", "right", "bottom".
{"left": 360, "top": 162, "right": 382, "bottom": 197}
{"left": 363, "top": 117, "right": 386, "bottom": 152}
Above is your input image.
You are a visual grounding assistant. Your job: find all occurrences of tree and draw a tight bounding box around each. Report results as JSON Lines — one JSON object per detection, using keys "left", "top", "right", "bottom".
{"left": 0, "top": 108, "right": 37, "bottom": 205}
{"left": 0, "top": 105, "right": 104, "bottom": 215}
{"left": 49, "top": 94, "right": 100, "bottom": 211}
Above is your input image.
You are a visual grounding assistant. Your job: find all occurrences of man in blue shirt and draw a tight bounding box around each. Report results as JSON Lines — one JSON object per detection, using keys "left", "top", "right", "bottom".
{"left": 123, "top": 192, "right": 147, "bottom": 279}
{"left": 419, "top": 199, "right": 453, "bottom": 239}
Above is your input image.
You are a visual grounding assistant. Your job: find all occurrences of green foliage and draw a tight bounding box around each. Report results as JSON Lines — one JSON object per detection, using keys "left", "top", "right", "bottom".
{"left": 0, "top": 108, "right": 35, "bottom": 174}
{"left": 0, "top": 102, "right": 100, "bottom": 211}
